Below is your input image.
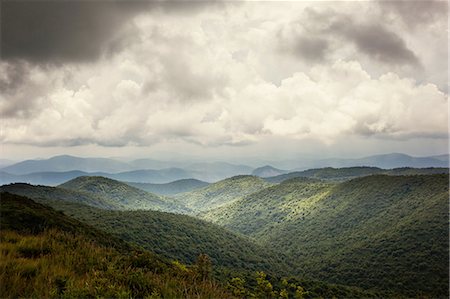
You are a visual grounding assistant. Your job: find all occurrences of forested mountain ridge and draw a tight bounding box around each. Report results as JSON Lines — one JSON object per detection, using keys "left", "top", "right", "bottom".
{"left": 0, "top": 192, "right": 236, "bottom": 298}
{"left": 33, "top": 198, "right": 290, "bottom": 276}
{"left": 202, "top": 174, "right": 449, "bottom": 297}
{"left": 0, "top": 183, "right": 117, "bottom": 210}
{"left": 1, "top": 192, "right": 384, "bottom": 298}
{"left": 175, "top": 175, "right": 273, "bottom": 212}
{"left": 126, "top": 178, "right": 210, "bottom": 195}
{"left": 59, "top": 176, "right": 189, "bottom": 213}
{"left": 265, "top": 166, "right": 449, "bottom": 183}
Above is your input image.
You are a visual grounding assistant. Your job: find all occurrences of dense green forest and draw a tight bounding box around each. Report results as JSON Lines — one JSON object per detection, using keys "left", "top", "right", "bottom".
{"left": 1, "top": 169, "right": 448, "bottom": 298}
{"left": 126, "top": 179, "right": 210, "bottom": 196}
{"left": 0, "top": 192, "right": 382, "bottom": 298}
{"left": 32, "top": 198, "right": 290, "bottom": 276}
{"left": 59, "top": 176, "right": 189, "bottom": 213}
{"left": 0, "top": 183, "right": 117, "bottom": 210}
{"left": 203, "top": 174, "right": 449, "bottom": 296}
{"left": 175, "top": 175, "right": 272, "bottom": 212}
{"left": 265, "top": 166, "right": 449, "bottom": 183}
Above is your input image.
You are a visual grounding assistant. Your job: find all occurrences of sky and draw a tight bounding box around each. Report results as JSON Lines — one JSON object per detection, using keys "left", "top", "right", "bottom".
{"left": 0, "top": 0, "right": 448, "bottom": 161}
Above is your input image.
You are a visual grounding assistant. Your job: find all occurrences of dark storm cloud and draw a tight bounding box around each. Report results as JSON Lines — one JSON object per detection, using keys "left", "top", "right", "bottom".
{"left": 295, "top": 36, "right": 329, "bottom": 62}
{"left": 379, "top": 0, "right": 448, "bottom": 26}
{"left": 1, "top": 1, "right": 150, "bottom": 64}
{"left": 309, "top": 8, "right": 421, "bottom": 66}
{"left": 0, "top": 61, "right": 48, "bottom": 119}
{"left": 336, "top": 23, "right": 420, "bottom": 66}
{"left": 288, "top": 7, "right": 420, "bottom": 66}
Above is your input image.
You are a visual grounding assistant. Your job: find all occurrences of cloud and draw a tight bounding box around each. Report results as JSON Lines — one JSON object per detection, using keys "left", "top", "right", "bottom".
{"left": 1, "top": 56, "right": 447, "bottom": 147}
{"left": 0, "top": 1, "right": 220, "bottom": 64}
{"left": 379, "top": 0, "right": 448, "bottom": 27}
{"left": 336, "top": 23, "right": 420, "bottom": 66}
{"left": 0, "top": 2, "right": 446, "bottom": 149}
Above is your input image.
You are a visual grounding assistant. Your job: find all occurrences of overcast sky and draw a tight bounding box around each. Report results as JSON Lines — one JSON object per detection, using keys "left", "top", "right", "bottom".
{"left": 0, "top": 0, "right": 448, "bottom": 161}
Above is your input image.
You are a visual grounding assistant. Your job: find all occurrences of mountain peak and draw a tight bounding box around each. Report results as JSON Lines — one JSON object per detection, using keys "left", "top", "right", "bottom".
{"left": 252, "top": 165, "right": 286, "bottom": 178}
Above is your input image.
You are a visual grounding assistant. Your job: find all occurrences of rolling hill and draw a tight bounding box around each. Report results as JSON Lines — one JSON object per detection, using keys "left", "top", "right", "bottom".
{"left": 127, "top": 179, "right": 210, "bottom": 195}
{"left": 0, "top": 192, "right": 235, "bottom": 298}
{"left": 202, "top": 174, "right": 449, "bottom": 297}
{"left": 0, "top": 193, "right": 380, "bottom": 299}
{"left": 59, "top": 176, "right": 189, "bottom": 213}
{"left": 37, "top": 198, "right": 290, "bottom": 277}
{"left": 0, "top": 183, "right": 116, "bottom": 210}
{"left": 265, "top": 166, "right": 449, "bottom": 183}
{"left": 175, "top": 175, "right": 273, "bottom": 212}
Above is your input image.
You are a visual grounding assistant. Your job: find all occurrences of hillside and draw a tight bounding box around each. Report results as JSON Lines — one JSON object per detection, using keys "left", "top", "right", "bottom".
{"left": 59, "top": 176, "right": 188, "bottom": 213}
{"left": 37, "top": 198, "right": 290, "bottom": 276}
{"left": 176, "top": 175, "right": 272, "bottom": 212}
{"left": 0, "top": 193, "right": 381, "bottom": 299}
{"left": 266, "top": 167, "right": 449, "bottom": 183}
{"left": 202, "top": 174, "right": 449, "bottom": 297}
{"left": 0, "top": 183, "right": 116, "bottom": 210}
{"left": 127, "top": 179, "right": 210, "bottom": 195}
{"left": 0, "top": 192, "right": 234, "bottom": 298}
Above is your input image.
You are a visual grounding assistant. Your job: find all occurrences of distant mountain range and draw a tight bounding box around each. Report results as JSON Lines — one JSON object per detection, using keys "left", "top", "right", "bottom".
{"left": 0, "top": 153, "right": 447, "bottom": 186}
{"left": 295, "top": 153, "right": 449, "bottom": 170}
{"left": 251, "top": 165, "right": 287, "bottom": 177}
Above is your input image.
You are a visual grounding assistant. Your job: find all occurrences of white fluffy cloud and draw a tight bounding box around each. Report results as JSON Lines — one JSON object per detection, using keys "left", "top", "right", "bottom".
{"left": 0, "top": 2, "right": 447, "bottom": 149}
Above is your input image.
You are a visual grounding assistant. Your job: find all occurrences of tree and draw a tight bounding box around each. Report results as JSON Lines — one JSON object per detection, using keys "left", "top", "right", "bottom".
{"left": 227, "top": 277, "right": 247, "bottom": 297}
{"left": 195, "top": 253, "right": 212, "bottom": 281}
{"left": 255, "top": 271, "right": 276, "bottom": 298}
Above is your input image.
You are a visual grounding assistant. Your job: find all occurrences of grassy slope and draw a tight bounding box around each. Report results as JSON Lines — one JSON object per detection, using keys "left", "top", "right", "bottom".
{"left": 0, "top": 192, "right": 234, "bottom": 298}
{"left": 176, "top": 175, "right": 272, "bottom": 212}
{"left": 59, "top": 176, "right": 189, "bottom": 213}
{"left": 203, "top": 174, "right": 449, "bottom": 297}
{"left": 126, "top": 179, "right": 210, "bottom": 196}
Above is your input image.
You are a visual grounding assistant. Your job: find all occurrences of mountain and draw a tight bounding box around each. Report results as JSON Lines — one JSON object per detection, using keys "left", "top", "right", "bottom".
{"left": 0, "top": 170, "right": 89, "bottom": 186}
{"left": 59, "top": 176, "right": 188, "bottom": 213}
{"left": 175, "top": 175, "right": 272, "bottom": 212}
{"left": 127, "top": 179, "right": 210, "bottom": 195}
{"left": 185, "top": 162, "right": 253, "bottom": 182}
{"left": 202, "top": 174, "right": 449, "bottom": 297}
{"left": 251, "top": 165, "right": 287, "bottom": 178}
{"left": 39, "top": 199, "right": 290, "bottom": 277}
{"left": 306, "top": 153, "right": 448, "bottom": 169}
{"left": 430, "top": 154, "right": 449, "bottom": 162}
{"left": 0, "top": 168, "right": 199, "bottom": 186}
{"left": 1, "top": 155, "right": 133, "bottom": 175}
{"left": 266, "top": 166, "right": 449, "bottom": 183}
{"left": 1, "top": 193, "right": 378, "bottom": 299}
{"left": 105, "top": 168, "right": 192, "bottom": 183}
{"left": 0, "top": 183, "right": 116, "bottom": 210}
{"left": 0, "top": 159, "right": 15, "bottom": 168}
{"left": 0, "top": 192, "right": 235, "bottom": 298}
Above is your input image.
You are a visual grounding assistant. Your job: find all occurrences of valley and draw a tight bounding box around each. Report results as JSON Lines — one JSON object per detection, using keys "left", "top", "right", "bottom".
{"left": 0, "top": 158, "right": 448, "bottom": 298}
